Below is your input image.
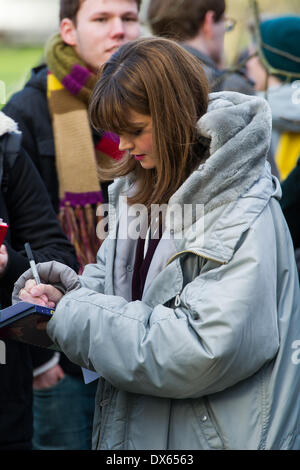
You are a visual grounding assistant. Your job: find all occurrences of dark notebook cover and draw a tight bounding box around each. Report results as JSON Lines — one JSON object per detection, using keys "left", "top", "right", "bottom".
{"left": 0, "top": 302, "right": 55, "bottom": 348}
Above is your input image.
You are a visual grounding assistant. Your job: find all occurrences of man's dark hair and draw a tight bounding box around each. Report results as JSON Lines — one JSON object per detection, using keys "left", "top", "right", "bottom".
{"left": 147, "top": 0, "right": 226, "bottom": 41}
{"left": 60, "top": 0, "right": 142, "bottom": 23}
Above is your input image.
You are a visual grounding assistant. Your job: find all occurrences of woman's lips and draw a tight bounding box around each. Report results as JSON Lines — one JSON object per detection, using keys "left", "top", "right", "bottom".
{"left": 133, "top": 154, "right": 146, "bottom": 161}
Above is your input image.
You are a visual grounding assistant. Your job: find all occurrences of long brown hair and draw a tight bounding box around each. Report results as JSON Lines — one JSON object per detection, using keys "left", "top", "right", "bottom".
{"left": 89, "top": 37, "right": 209, "bottom": 208}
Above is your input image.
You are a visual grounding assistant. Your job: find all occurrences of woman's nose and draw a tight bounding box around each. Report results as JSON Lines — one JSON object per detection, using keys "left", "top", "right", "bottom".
{"left": 119, "top": 135, "right": 133, "bottom": 152}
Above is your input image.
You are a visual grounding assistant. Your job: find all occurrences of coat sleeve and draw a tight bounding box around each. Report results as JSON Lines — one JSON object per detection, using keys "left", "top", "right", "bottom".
{"left": 2, "top": 100, "right": 40, "bottom": 169}
{"left": 77, "top": 239, "right": 108, "bottom": 294}
{"left": 3, "top": 73, "right": 60, "bottom": 212}
{"left": 47, "top": 214, "right": 280, "bottom": 399}
{"left": 2, "top": 147, "right": 78, "bottom": 290}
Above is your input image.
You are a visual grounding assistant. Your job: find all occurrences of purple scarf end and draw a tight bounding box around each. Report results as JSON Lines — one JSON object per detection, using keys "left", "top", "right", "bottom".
{"left": 60, "top": 191, "right": 104, "bottom": 208}
{"left": 62, "top": 64, "right": 91, "bottom": 96}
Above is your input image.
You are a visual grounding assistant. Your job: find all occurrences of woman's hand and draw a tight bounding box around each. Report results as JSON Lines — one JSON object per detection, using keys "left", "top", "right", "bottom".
{"left": 0, "top": 244, "right": 8, "bottom": 276}
{"left": 19, "top": 279, "right": 64, "bottom": 308}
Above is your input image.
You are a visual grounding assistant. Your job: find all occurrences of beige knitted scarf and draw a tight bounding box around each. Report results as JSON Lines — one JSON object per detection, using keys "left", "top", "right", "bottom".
{"left": 46, "top": 34, "right": 123, "bottom": 271}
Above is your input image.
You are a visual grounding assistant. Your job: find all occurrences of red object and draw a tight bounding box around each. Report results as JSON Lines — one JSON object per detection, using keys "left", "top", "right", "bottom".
{"left": 96, "top": 134, "right": 124, "bottom": 161}
{"left": 0, "top": 222, "right": 8, "bottom": 246}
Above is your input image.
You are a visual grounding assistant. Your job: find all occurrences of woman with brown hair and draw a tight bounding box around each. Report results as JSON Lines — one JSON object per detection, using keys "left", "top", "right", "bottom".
{"left": 89, "top": 37, "right": 210, "bottom": 210}
{"left": 15, "top": 37, "right": 300, "bottom": 450}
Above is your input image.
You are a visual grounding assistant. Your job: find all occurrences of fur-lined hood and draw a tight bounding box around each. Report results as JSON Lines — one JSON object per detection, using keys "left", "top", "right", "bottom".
{"left": 166, "top": 91, "right": 278, "bottom": 262}
{"left": 0, "top": 111, "right": 19, "bottom": 137}
{"left": 169, "top": 91, "right": 273, "bottom": 214}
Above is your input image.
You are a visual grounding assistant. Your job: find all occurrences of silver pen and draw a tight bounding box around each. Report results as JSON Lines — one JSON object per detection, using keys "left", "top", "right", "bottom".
{"left": 24, "top": 242, "right": 41, "bottom": 285}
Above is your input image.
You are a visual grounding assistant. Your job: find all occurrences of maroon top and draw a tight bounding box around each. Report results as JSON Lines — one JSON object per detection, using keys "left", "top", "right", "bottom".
{"left": 132, "top": 231, "right": 162, "bottom": 301}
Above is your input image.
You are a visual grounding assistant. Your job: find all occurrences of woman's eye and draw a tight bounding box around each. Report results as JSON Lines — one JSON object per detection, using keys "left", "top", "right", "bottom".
{"left": 131, "top": 129, "right": 143, "bottom": 136}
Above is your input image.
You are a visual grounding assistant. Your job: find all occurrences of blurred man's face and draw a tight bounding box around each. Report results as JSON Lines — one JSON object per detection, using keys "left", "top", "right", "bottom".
{"left": 209, "top": 15, "right": 226, "bottom": 67}
{"left": 71, "top": 0, "right": 140, "bottom": 72}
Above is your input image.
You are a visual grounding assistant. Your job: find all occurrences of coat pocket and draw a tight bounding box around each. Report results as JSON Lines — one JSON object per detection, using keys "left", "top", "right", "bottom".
{"left": 192, "top": 398, "right": 225, "bottom": 450}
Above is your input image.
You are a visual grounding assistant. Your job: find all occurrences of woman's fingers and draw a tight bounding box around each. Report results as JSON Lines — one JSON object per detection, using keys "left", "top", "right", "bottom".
{"left": 19, "top": 287, "right": 48, "bottom": 306}
{"left": 31, "top": 284, "right": 63, "bottom": 304}
{"left": 19, "top": 282, "right": 63, "bottom": 308}
{"left": 22, "top": 280, "right": 47, "bottom": 302}
{"left": 24, "top": 279, "right": 37, "bottom": 291}
{"left": 19, "top": 276, "right": 63, "bottom": 308}
{"left": 20, "top": 280, "right": 49, "bottom": 305}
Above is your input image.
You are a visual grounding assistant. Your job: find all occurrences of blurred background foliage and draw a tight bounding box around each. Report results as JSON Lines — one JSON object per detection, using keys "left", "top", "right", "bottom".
{"left": 225, "top": 0, "right": 300, "bottom": 64}
{"left": 0, "top": 46, "right": 43, "bottom": 106}
{"left": 1, "top": 0, "right": 300, "bottom": 108}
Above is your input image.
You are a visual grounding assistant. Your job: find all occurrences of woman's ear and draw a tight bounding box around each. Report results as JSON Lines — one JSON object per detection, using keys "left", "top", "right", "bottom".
{"left": 60, "top": 18, "right": 77, "bottom": 46}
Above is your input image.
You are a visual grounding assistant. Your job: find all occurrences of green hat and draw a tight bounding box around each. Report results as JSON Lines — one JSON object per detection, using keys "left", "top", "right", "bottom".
{"left": 260, "top": 16, "right": 300, "bottom": 82}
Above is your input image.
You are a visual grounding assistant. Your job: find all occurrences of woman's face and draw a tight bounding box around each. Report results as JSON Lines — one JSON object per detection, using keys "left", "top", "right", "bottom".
{"left": 118, "top": 111, "right": 156, "bottom": 169}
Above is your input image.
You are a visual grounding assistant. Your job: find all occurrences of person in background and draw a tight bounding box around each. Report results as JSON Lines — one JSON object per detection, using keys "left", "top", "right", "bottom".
{"left": 279, "top": 157, "right": 300, "bottom": 278}
{"left": 15, "top": 37, "right": 300, "bottom": 450}
{"left": 3, "top": 0, "right": 141, "bottom": 451}
{"left": 0, "top": 111, "right": 78, "bottom": 450}
{"left": 246, "top": 16, "right": 300, "bottom": 181}
{"left": 146, "top": 0, "right": 254, "bottom": 94}
{"left": 245, "top": 15, "right": 300, "bottom": 278}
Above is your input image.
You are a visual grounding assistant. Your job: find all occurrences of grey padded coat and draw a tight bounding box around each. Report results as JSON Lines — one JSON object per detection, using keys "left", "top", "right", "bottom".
{"left": 13, "top": 92, "right": 300, "bottom": 450}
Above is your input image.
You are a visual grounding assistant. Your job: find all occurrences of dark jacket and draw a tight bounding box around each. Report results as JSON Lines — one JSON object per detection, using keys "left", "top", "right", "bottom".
{"left": 0, "top": 125, "right": 78, "bottom": 449}
{"left": 181, "top": 45, "right": 255, "bottom": 94}
{"left": 280, "top": 157, "right": 300, "bottom": 277}
{"left": 280, "top": 158, "right": 300, "bottom": 251}
{"left": 3, "top": 65, "right": 108, "bottom": 377}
